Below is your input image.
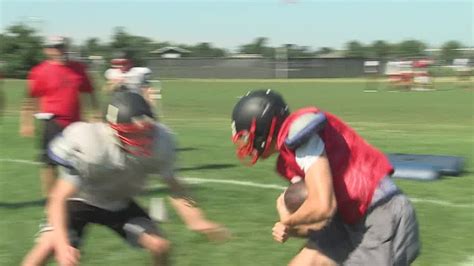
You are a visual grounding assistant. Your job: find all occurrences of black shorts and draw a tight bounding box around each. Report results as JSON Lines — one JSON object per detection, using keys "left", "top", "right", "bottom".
{"left": 66, "top": 200, "right": 162, "bottom": 248}
{"left": 40, "top": 119, "right": 65, "bottom": 165}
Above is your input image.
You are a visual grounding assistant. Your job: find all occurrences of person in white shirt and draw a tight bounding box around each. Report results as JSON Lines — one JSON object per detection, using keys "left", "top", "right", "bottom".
{"left": 104, "top": 52, "right": 161, "bottom": 109}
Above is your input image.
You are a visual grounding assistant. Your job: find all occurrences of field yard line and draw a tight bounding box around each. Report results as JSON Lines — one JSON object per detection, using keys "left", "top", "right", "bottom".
{"left": 149, "top": 77, "right": 461, "bottom": 83}
{"left": 182, "top": 177, "right": 287, "bottom": 190}
{"left": 459, "top": 256, "right": 474, "bottom": 266}
{"left": 1, "top": 158, "right": 472, "bottom": 209}
{"left": 0, "top": 158, "right": 41, "bottom": 165}
{"left": 174, "top": 178, "right": 474, "bottom": 208}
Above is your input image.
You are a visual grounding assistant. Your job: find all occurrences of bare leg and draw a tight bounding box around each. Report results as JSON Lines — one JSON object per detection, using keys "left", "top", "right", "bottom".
{"left": 138, "top": 233, "right": 171, "bottom": 266}
{"left": 22, "top": 232, "right": 55, "bottom": 266}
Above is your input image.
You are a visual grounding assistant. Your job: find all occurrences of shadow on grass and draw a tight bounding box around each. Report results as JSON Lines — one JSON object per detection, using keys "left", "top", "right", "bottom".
{"left": 0, "top": 199, "right": 46, "bottom": 209}
{"left": 178, "top": 163, "right": 237, "bottom": 172}
{"left": 177, "top": 147, "right": 199, "bottom": 152}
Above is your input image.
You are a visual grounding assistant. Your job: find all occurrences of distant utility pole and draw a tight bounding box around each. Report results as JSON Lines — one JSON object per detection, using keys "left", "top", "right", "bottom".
{"left": 275, "top": 46, "right": 288, "bottom": 79}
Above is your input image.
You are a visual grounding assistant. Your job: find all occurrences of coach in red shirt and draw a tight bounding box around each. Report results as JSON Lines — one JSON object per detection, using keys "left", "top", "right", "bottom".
{"left": 19, "top": 36, "right": 98, "bottom": 197}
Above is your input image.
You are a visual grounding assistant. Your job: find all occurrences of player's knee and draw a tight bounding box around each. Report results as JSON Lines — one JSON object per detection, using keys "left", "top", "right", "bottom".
{"left": 289, "top": 248, "right": 337, "bottom": 266}
{"left": 289, "top": 257, "right": 336, "bottom": 266}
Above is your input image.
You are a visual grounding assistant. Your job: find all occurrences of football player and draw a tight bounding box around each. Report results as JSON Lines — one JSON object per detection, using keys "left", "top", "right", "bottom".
{"left": 104, "top": 52, "right": 161, "bottom": 110}
{"left": 231, "top": 90, "right": 420, "bottom": 266}
{"left": 22, "top": 91, "right": 228, "bottom": 266}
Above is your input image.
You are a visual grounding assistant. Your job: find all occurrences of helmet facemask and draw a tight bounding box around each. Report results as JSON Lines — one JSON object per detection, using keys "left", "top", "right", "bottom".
{"left": 232, "top": 114, "right": 280, "bottom": 165}
{"left": 110, "top": 115, "right": 155, "bottom": 157}
{"left": 111, "top": 58, "right": 132, "bottom": 72}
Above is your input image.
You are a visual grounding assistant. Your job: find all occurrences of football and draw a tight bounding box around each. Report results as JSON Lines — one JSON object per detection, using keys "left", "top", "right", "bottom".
{"left": 284, "top": 180, "right": 308, "bottom": 213}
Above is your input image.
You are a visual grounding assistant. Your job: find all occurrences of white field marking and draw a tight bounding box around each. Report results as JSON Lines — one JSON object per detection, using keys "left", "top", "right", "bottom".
{"left": 459, "top": 256, "right": 474, "bottom": 266}
{"left": 180, "top": 177, "right": 287, "bottom": 190}
{"left": 151, "top": 178, "right": 474, "bottom": 209}
{"left": 1, "top": 158, "right": 473, "bottom": 209}
{"left": 148, "top": 77, "right": 461, "bottom": 83}
{"left": 0, "top": 158, "right": 41, "bottom": 165}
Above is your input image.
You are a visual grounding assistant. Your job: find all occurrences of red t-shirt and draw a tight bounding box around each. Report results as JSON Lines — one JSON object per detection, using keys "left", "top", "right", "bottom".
{"left": 28, "top": 61, "right": 94, "bottom": 127}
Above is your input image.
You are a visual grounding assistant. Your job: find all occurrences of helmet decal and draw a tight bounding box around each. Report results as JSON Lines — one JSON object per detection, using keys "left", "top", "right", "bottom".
{"left": 231, "top": 121, "right": 237, "bottom": 136}
{"left": 106, "top": 104, "right": 119, "bottom": 124}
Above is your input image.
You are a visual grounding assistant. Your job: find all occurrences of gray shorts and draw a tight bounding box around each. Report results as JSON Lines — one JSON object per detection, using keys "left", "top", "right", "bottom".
{"left": 307, "top": 193, "right": 420, "bottom": 266}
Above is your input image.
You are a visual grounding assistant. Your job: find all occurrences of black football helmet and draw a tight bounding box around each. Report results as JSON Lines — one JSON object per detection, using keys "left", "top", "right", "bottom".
{"left": 231, "top": 89, "right": 289, "bottom": 164}
{"left": 105, "top": 91, "right": 155, "bottom": 156}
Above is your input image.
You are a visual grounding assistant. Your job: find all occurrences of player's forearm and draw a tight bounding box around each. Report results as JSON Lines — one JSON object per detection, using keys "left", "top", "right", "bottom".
{"left": 47, "top": 198, "right": 70, "bottom": 246}
{"left": 169, "top": 197, "right": 207, "bottom": 227}
{"left": 165, "top": 177, "right": 210, "bottom": 228}
{"left": 288, "top": 221, "right": 328, "bottom": 238}
{"left": 283, "top": 198, "right": 336, "bottom": 227}
{"left": 147, "top": 87, "right": 161, "bottom": 100}
{"left": 143, "top": 87, "right": 157, "bottom": 107}
{"left": 20, "top": 98, "right": 36, "bottom": 125}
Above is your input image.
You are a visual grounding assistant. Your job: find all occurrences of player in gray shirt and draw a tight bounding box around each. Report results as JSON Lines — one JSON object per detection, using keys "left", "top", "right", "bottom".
{"left": 22, "top": 91, "right": 229, "bottom": 266}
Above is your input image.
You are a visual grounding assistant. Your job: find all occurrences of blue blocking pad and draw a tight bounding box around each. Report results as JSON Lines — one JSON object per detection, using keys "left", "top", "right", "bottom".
{"left": 391, "top": 162, "right": 440, "bottom": 181}
{"left": 388, "top": 154, "right": 465, "bottom": 176}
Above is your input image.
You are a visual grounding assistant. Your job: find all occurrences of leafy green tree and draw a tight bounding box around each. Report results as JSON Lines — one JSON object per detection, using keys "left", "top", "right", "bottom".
{"left": 109, "top": 27, "right": 154, "bottom": 66}
{"left": 370, "top": 40, "right": 391, "bottom": 59}
{"left": 440, "top": 40, "right": 462, "bottom": 64}
{"left": 239, "top": 37, "right": 275, "bottom": 57}
{"left": 316, "top": 47, "right": 334, "bottom": 56}
{"left": 285, "top": 44, "right": 315, "bottom": 58}
{"left": 189, "top": 42, "right": 226, "bottom": 57}
{"left": 0, "top": 23, "right": 44, "bottom": 78}
{"left": 345, "top": 41, "right": 367, "bottom": 58}
{"left": 81, "top": 38, "right": 106, "bottom": 57}
{"left": 395, "top": 39, "right": 427, "bottom": 57}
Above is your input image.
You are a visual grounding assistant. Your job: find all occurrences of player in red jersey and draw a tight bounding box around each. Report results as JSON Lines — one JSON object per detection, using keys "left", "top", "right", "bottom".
{"left": 231, "top": 89, "right": 420, "bottom": 265}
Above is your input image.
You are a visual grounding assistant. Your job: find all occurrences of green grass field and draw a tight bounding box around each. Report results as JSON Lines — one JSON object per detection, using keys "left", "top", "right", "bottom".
{"left": 0, "top": 78, "right": 473, "bottom": 265}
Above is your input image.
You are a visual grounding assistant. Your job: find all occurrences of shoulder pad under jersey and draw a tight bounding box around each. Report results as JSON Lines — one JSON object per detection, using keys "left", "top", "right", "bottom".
{"left": 285, "top": 112, "right": 326, "bottom": 150}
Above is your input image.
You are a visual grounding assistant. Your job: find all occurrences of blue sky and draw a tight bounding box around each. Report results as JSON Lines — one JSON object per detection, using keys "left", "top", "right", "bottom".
{"left": 1, "top": 0, "right": 472, "bottom": 51}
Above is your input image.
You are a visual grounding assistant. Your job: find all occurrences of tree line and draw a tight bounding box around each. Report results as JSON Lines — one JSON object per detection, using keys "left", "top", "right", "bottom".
{"left": 0, "top": 23, "right": 468, "bottom": 78}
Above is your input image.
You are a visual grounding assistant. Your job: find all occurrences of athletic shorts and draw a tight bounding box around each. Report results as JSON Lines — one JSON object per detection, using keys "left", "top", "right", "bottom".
{"left": 40, "top": 119, "right": 64, "bottom": 165}
{"left": 307, "top": 193, "right": 420, "bottom": 266}
{"left": 40, "top": 200, "right": 162, "bottom": 248}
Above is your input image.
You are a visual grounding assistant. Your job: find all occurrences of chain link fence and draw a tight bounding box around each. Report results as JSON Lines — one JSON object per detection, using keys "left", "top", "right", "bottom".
{"left": 146, "top": 58, "right": 367, "bottom": 79}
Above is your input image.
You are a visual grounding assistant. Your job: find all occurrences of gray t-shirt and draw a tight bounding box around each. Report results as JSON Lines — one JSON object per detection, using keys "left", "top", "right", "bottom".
{"left": 48, "top": 122, "right": 176, "bottom": 211}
